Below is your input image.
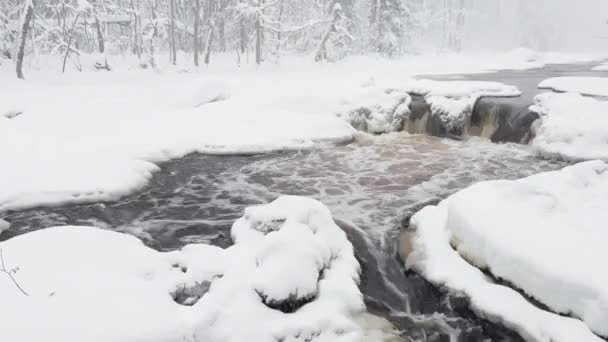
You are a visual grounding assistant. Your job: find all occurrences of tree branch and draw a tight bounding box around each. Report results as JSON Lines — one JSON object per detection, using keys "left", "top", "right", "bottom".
{"left": 0, "top": 248, "right": 29, "bottom": 296}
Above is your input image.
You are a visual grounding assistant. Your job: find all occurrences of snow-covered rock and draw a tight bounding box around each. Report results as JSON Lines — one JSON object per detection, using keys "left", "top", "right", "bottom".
{"left": 539, "top": 77, "right": 608, "bottom": 97}
{"left": 406, "top": 161, "right": 608, "bottom": 342}
{"left": 0, "top": 196, "right": 386, "bottom": 342}
{"left": 531, "top": 92, "right": 608, "bottom": 161}
{"left": 338, "top": 88, "right": 411, "bottom": 134}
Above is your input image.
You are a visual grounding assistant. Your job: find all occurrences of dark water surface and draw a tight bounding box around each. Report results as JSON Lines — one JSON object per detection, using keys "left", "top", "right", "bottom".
{"left": 2, "top": 133, "right": 567, "bottom": 341}
{"left": 426, "top": 61, "right": 608, "bottom": 105}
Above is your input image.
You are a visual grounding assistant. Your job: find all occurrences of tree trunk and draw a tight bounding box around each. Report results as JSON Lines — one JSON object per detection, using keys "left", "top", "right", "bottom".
{"left": 204, "top": 18, "right": 214, "bottom": 65}
{"left": 239, "top": 16, "right": 246, "bottom": 54}
{"left": 193, "top": 0, "right": 201, "bottom": 66}
{"left": 130, "top": 0, "right": 141, "bottom": 58}
{"left": 218, "top": 0, "right": 225, "bottom": 52}
{"left": 94, "top": 16, "right": 105, "bottom": 53}
{"left": 148, "top": 0, "right": 158, "bottom": 67}
{"left": 16, "top": 0, "right": 34, "bottom": 80}
{"left": 315, "top": 4, "right": 340, "bottom": 62}
{"left": 255, "top": 14, "right": 261, "bottom": 64}
{"left": 62, "top": 14, "right": 81, "bottom": 73}
{"left": 169, "top": 0, "right": 177, "bottom": 65}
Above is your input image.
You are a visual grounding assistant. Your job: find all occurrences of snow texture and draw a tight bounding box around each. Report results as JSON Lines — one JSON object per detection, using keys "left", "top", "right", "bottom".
{"left": 406, "top": 161, "right": 608, "bottom": 342}
{"left": 539, "top": 77, "right": 608, "bottom": 97}
{"left": 0, "top": 75, "right": 355, "bottom": 212}
{"left": 531, "top": 92, "right": 608, "bottom": 161}
{"left": 338, "top": 87, "right": 411, "bottom": 134}
{"left": 0, "top": 196, "right": 387, "bottom": 342}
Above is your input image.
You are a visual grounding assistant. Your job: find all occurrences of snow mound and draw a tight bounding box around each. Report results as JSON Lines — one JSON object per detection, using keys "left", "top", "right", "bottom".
{"left": 338, "top": 88, "right": 411, "bottom": 134}
{"left": 539, "top": 77, "right": 608, "bottom": 97}
{"left": 0, "top": 196, "right": 373, "bottom": 342}
{"left": 406, "top": 161, "right": 608, "bottom": 341}
{"left": 178, "top": 77, "right": 231, "bottom": 108}
{"left": 531, "top": 92, "right": 608, "bottom": 161}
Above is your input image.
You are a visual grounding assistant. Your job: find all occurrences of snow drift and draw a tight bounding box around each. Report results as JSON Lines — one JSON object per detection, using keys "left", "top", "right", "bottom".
{"left": 405, "top": 161, "right": 608, "bottom": 342}
{"left": 0, "top": 196, "right": 396, "bottom": 342}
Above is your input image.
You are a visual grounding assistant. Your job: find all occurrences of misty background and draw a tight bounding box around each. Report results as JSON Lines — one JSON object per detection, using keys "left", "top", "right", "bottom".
{"left": 2, "top": 0, "right": 608, "bottom": 70}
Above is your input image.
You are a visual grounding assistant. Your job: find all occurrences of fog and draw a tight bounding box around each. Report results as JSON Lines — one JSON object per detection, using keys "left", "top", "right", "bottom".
{"left": 411, "top": 0, "right": 608, "bottom": 52}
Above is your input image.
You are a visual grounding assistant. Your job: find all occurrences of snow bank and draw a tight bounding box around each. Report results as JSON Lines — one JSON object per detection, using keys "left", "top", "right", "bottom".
{"left": 0, "top": 196, "right": 388, "bottom": 342}
{"left": 539, "top": 77, "right": 608, "bottom": 97}
{"left": 531, "top": 92, "right": 608, "bottom": 161}
{"left": 0, "top": 74, "right": 355, "bottom": 212}
{"left": 406, "top": 161, "right": 608, "bottom": 341}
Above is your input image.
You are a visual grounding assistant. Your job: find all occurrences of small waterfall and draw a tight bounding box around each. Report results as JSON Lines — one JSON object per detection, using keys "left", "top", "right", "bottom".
{"left": 403, "top": 95, "right": 538, "bottom": 144}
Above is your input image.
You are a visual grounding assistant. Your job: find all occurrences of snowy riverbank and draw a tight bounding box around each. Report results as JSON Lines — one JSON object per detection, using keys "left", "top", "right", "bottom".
{"left": 405, "top": 161, "right": 608, "bottom": 341}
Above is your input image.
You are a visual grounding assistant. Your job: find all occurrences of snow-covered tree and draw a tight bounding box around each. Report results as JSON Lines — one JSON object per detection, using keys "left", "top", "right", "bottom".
{"left": 369, "top": 0, "right": 409, "bottom": 56}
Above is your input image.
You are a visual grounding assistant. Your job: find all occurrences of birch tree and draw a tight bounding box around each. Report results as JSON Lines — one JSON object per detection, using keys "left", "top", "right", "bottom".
{"left": 16, "top": 0, "right": 34, "bottom": 79}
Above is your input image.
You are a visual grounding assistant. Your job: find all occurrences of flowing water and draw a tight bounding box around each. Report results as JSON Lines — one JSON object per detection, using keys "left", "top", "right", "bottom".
{"left": 2, "top": 133, "right": 566, "bottom": 341}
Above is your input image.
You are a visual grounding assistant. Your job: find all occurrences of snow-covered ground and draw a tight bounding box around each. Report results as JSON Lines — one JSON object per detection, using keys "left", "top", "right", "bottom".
{"left": 531, "top": 92, "right": 608, "bottom": 161}
{"left": 406, "top": 161, "right": 608, "bottom": 342}
{"left": 0, "top": 49, "right": 562, "bottom": 213}
{"left": 0, "top": 196, "right": 400, "bottom": 342}
{"left": 539, "top": 77, "right": 608, "bottom": 97}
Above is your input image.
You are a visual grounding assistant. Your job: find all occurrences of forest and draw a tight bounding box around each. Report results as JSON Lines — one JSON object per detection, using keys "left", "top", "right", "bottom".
{"left": 3, "top": 0, "right": 606, "bottom": 78}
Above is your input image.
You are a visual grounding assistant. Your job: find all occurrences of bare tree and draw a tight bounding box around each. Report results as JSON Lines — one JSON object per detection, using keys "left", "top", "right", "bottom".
{"left": 315, "top": 3, "right": 344, "bottom": 61}
{"left": 0, "top": 249, "right": 29, "bottom": 296}
{"left": 193, "top": 0, "right": 201, "bottom": 66}
{"left": 16, "top": 0, "right": 34, "bottom": 79}
{"left": 169, "top": 0, "right": 177, "bottom": 64}
{"left": 62, "top": 13, "right": 81, "bottom": 73}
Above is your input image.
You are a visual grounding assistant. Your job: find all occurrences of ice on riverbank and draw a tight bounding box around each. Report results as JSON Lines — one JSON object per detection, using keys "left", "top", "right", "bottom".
{"left": 406, "top": 161, "right": 608, "bottom": 341}
{"left": 531, "top": 92, "right": 608, "bottom": 161}
{"left": 0, "top": 196, "right": 398, "bottom": 342}
{"left": 539, "top": 77, "right": 608, "bottom": 97}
